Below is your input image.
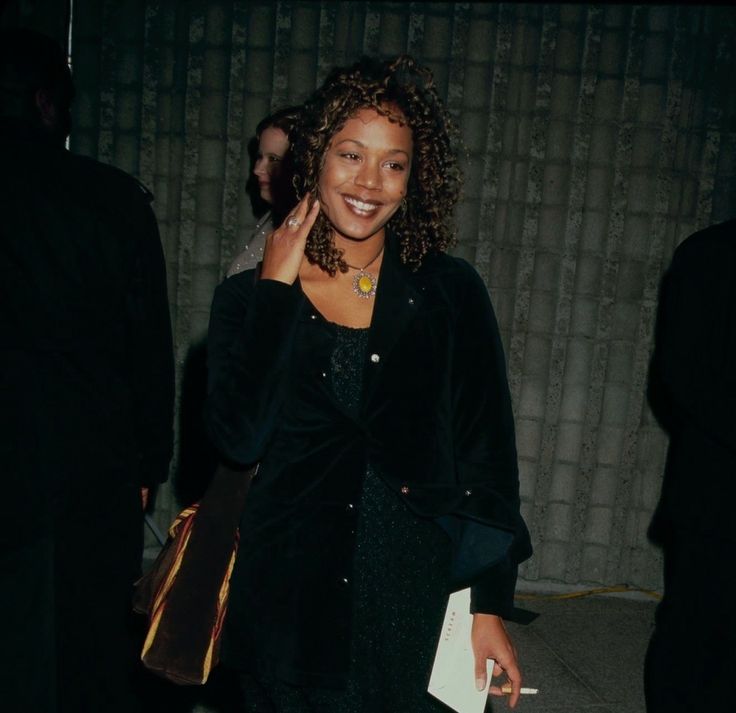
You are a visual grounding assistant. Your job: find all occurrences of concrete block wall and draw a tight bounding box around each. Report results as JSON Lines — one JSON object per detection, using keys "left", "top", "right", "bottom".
{"left": 69, "top": 1, "right": 736, "bottom": 591}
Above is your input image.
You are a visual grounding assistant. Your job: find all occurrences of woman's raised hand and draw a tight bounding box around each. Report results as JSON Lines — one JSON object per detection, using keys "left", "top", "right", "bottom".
{"left": 260, "top": 195, "right": 320, "bottom": 285}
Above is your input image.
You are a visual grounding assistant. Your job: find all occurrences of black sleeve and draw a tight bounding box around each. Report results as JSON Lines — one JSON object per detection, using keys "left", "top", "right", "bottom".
{"left": 470, "top": 562, "right": 519, "bottom": 616}
{"left": 126, "top": 202, "right": 175, "bottom": 486}
{"left": 450, "top": 260, "right": 530, "bottom": 617}
{"left": 205, "top": 276, "right": 303, "bottom": 466}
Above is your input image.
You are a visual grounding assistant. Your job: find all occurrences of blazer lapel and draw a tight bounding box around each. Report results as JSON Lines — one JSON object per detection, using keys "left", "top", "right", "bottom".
{"left": 362, "top": 237, "right": 423, "bottom": 402}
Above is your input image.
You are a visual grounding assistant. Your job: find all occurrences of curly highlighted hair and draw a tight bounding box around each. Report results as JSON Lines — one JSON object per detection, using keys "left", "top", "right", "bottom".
{"left": 292, "top": 55, "right": 461, "bottom": 274}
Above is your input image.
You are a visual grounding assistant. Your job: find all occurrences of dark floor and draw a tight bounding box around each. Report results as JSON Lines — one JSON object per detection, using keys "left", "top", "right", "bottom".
{"left": 137, "top": 589, "right": 658, "bottom": 713}
{"left": 497, "top": 592, "right": 657, "bottom": 713}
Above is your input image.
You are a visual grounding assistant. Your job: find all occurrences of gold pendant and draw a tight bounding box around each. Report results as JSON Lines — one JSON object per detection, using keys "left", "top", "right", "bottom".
{"left": 352, "top": 270, "right": 377, "bottom": 298}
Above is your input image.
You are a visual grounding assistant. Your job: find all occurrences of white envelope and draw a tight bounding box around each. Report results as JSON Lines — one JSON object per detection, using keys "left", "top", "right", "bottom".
{"left": 428, "top": 587, "right": 493, "bottom": 713}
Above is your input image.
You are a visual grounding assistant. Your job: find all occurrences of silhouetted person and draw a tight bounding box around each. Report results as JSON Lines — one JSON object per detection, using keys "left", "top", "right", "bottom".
{"left": 645, "top": 219, "right": 736, "bottom": 713}
{"left": 0, "top": 28, "right": 174, "bottom": 712}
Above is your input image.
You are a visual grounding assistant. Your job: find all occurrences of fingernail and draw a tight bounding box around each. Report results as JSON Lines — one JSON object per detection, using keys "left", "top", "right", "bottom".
{"left": 476, "top": 678, "right": 485, "bottom": 691}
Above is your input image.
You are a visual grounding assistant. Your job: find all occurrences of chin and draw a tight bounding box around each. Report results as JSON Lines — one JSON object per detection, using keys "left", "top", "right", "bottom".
{"left": 329, "top": 211, "right": 396, "bottom": 242}
{"left": 330, "top": 222, "right": 384, "bottom": 242}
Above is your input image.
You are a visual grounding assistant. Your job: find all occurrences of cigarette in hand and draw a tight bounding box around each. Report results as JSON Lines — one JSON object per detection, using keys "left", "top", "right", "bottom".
{"left": 501, "top": 682, "right": 539, "bottom": 695}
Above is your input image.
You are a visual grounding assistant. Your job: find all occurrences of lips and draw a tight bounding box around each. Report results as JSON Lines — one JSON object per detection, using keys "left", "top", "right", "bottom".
{"left": 343, "top": 195, "right": 382, "bottom": 217}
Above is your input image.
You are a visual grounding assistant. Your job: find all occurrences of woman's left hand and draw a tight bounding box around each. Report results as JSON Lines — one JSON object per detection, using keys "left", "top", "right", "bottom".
{"left": 471, "top": 613, "right": 522, "bottom": 708}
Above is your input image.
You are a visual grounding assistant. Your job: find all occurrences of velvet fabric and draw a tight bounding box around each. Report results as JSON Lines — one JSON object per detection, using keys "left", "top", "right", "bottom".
{"left": 205, "top": 235, "right": 532, "bottom": 687}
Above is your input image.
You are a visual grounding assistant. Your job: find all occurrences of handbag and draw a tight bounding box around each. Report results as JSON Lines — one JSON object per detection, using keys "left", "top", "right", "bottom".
{"left": 133, "top": 462, "right": 256, "bottom": 685}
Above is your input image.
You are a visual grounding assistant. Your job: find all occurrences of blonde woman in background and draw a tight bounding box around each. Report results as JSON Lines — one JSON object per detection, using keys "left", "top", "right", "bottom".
{"left": 228, "top": 106, "right": 301, "bottom": 277}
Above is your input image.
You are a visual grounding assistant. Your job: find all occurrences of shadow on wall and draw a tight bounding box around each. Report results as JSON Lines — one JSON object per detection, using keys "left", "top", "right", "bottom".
{"left": 643, "top": 275, "right": 669, "bottom": 556}
{"left": 172, "top": 129, "right": 280, "bottom": 507}
{"left": 174, "top": 338, "right": 219, "bottom": 506}
{"left": 645, "top": 276, "right": 673, "bottom": 439}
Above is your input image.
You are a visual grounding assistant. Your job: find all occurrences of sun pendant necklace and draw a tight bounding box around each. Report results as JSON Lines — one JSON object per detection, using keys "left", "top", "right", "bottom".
{"left": 345, "top": 244, "right": 385, "bottom": 299}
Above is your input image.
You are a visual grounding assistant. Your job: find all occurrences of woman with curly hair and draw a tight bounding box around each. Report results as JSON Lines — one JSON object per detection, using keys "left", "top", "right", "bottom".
{"left": 206, "top": 55, "right": 531, "bottom": 711}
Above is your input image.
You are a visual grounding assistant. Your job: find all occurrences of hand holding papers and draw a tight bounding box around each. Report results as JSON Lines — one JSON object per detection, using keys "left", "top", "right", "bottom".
{"left": 428, "top": 588, "right": 538, "bottom": 712}
{"left": 428, "top": 588, "right": 492, "bottom": 713}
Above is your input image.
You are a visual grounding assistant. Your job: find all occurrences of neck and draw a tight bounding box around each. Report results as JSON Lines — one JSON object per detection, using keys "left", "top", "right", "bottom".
{"left": 334, "top": 230, "right": 386, "bottom": 268}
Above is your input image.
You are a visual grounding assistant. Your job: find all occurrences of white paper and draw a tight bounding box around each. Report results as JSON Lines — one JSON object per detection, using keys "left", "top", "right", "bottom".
{"left": 428, "top": 587, "right": 493, "bottom": 713}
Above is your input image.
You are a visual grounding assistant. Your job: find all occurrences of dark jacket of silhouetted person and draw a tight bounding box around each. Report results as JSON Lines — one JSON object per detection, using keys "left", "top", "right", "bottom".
{"left": 645, "top": 218, "right": 736, "bottom": 713}
{"left": 0, "top": 29, "right": 174, "bottom": 713}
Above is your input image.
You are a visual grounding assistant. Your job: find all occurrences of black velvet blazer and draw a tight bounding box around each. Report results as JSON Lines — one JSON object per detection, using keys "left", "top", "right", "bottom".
{"left": 205, "top": 236, "right": 532, "bottom": 686}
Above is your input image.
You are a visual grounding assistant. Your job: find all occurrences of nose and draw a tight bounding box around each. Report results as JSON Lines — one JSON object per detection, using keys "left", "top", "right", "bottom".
{"left": 355, "top": 159, "right": 381, "bottom": 190}
{"left": 254, "top": 157, "right": 267, "bottom": 177}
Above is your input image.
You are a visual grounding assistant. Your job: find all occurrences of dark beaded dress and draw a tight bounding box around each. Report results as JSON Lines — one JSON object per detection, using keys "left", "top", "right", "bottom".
{"left": 240, "top": 323, "right": 453, "bottom": 712}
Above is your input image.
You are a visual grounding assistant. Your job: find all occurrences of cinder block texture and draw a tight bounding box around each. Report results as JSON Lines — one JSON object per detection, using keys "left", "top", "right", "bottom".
{"left": 70, "top": 1, "right": 736, "bottom": 591}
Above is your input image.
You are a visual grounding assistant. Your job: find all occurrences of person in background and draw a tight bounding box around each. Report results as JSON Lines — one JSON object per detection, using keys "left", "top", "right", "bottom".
{"left": 206, "top": 55, "right": 531, "bottom": 711}
{"left": 227, "top": 106, "right": 301, "bottom": 277}
{"left": 0, "top": 28, "right": 174, "bottom": 713}
{"left": 645, "top": 219, "right": 736, "bottom": 713}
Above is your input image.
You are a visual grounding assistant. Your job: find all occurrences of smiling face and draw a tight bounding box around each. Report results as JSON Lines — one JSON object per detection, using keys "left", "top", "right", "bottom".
{"left": 317, "top": 107, "right": 413, "bottom": 244}
{"left": 253, "top": 126, "right": 290, "bottom": 204}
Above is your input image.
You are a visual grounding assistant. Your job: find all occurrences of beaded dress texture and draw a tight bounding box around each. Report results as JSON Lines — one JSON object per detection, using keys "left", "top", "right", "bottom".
{"left": 227, "top": 212, "right": 273, "bottom": 278}
{"left": 240, "top": 323, "right": 452, "bottom": 712}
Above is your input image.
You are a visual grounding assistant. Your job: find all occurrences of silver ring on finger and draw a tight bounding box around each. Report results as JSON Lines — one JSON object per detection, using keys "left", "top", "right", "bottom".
{"left": 286, "top": 215, "right": 301, "bottom": 228}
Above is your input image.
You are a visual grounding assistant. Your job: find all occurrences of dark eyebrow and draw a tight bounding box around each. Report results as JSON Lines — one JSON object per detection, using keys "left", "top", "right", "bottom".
{"left": 334, "top": 138, "right": 410, "bottom": 159}
{"left": 334, "top": 139, "right": 366, "bottom": 149}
